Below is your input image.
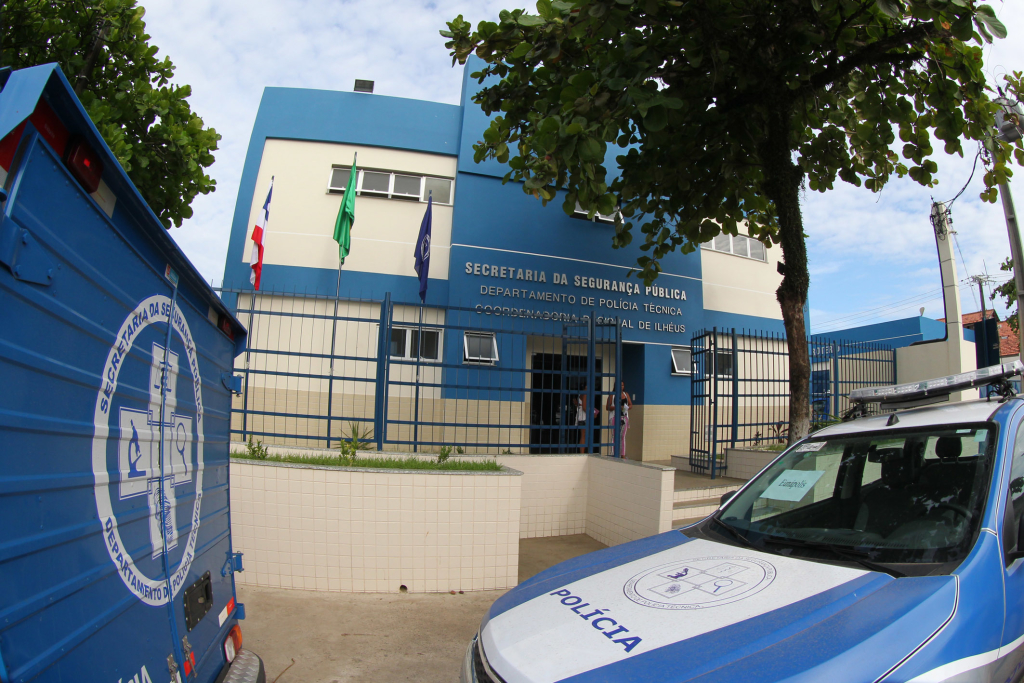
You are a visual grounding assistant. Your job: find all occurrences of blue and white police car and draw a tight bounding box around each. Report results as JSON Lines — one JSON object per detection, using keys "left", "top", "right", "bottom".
{"left": 463, "top": 362, "right": 1024, "bottom": 683}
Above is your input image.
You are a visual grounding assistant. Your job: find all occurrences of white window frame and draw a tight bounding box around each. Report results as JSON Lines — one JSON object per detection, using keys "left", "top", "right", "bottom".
{"left": 671, "top": 346, "right": 692, "bottom": 376}
{"left": 390, "top": 326, "right": 442, "bottom": 361}
{"left": 327, "top": 167, "right": 454, "bottom": 206}
{"left": 572, "top": 201, "right": 618, "bottom": 224}
{"left": 463, "top": 331, "right": 499, "bottom": 364}
{"left": 700, "top": 233, "right": 768, "bottom": 262}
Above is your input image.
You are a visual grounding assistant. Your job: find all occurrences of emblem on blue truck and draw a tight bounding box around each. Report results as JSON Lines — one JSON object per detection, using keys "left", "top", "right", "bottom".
{"left": 91, "top": 294, "right": 206, "bottom": 606}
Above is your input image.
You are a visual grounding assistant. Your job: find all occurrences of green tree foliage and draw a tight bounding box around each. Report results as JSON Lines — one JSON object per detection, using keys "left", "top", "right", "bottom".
{"left": 1, "top": 0, "right": 220, "bottom": 228}
{"left": 442, "top": 0, "right": 1021, "bottom": 441}
{"left": 993, "top": 257, "right": 1018, "bottom": 333}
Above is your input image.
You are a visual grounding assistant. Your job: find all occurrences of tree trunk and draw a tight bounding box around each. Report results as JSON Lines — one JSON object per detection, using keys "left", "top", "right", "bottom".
{"left": 760, "top": 107, "right": 811, "bottom": 445}
{"left": 74, "top": 20, "right": 109, "bottom": 96}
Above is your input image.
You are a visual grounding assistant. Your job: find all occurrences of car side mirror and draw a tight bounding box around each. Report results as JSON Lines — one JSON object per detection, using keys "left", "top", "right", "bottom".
{"left": 720, "top": 491, "right": 735, "bottom": 506}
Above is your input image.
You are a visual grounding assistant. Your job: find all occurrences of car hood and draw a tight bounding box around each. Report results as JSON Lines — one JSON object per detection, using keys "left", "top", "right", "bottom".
{"left": 481, "top": 533, "right": 957, "bottom": 683}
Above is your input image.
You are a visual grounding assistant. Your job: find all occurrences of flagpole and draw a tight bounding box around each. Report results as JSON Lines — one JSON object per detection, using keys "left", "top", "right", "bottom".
{"left": 326, "top": 153, "right": 355, "bottom": 450}
{"left": 412, "top": 190, "right": 431, "bottom": 454}
{"left": 413, "top": 304, "right": 423, "bottom": 453}
{"left": 326, "top": 261, "right": 342, "bottom": 449}
{"left": 241, "top": 283, "right": 257, "bottom": 442}
{"left": 243, "top": 175, "right": 272, "bottom": 444}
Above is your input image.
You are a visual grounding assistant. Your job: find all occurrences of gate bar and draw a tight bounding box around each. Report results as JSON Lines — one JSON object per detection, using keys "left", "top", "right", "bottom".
{"left": 374, "top": 293, "right": 390, "bottom": 450}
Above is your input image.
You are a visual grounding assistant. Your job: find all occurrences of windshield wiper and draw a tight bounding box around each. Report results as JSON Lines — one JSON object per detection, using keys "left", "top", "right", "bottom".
{"left": 762, "top": 536, "right": 906, "bottom": 578}
{"left": 711, "top": 518, "right": 757, "bottom": 550}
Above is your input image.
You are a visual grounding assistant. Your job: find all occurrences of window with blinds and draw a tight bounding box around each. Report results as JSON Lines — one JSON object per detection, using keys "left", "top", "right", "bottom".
{"left": 328, "top": 167, "right": 453, "bottom": 205}
{"left": 701, "top": 233, "right": 768, "bottom": 262}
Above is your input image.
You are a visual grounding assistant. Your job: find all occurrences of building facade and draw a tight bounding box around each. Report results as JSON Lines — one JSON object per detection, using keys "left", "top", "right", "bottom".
{"left": 222, "top": 63, "right": 788, "bottom": 461}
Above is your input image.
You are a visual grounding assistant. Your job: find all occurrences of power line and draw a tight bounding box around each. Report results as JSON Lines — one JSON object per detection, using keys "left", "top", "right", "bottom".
{"left": 813, "top": 282, "right": 985, "bottom": 333}
{"left": 943, "top": 148, "right": 982, "bottom": 210}
{"left": 814, "top": 300, "right": 944, "bottom": 334}
{"left": 813, "top": 289, "right": 943, "bottom": 328}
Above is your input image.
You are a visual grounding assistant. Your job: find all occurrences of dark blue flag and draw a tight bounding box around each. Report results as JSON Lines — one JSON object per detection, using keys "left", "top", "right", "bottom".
{"left": 414, "top": 195, "right": 432, "bottom": 302}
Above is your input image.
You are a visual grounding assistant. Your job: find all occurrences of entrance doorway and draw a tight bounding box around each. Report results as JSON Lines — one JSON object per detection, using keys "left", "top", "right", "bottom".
{"left": 529, "top": 353, "right": 603, "bottom": 453}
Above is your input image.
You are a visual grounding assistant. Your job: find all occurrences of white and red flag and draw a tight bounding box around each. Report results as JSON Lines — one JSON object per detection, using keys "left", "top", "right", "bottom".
{"left": 249, "top": 177, "right": 273, "bottom": 290}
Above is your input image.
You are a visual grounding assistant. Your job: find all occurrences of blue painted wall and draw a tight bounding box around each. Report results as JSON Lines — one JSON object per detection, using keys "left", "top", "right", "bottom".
{"left": 622, "top": 343, "right": 646, "bottom": 404}
{"left": 223, "top": 87, "right": 463, "bottom": 294}
{"left": 456, "top": 55, "right": 625, "bottom": 183}
{"left": 644, "top": 343, "right": 692, "bottom": 406}
{"left": 815, "top": 316, "right": 971, "bottom": 348}
{"left": 447, "top": 171, "right": 700, "bottom": 346}
{"left": 224, "top": 65, "right": 800, "bottom": 409}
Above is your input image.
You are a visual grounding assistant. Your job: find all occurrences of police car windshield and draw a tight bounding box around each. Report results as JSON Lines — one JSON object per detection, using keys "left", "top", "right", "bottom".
{"left": 717, "top": 424, "right": 996, "bottom": 566}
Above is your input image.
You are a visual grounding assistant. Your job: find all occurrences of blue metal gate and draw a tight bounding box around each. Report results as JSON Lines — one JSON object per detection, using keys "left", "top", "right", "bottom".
{"left": 224, "top": 288, "right": 625, "bottom": 456}
{"left": 689, "top": 328, "right": 896, "bottom": 478}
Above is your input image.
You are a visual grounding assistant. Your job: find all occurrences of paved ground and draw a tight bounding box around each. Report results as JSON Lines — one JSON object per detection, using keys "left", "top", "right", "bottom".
{"left": 238, "top": 534, "right": 608, "bottom": 683}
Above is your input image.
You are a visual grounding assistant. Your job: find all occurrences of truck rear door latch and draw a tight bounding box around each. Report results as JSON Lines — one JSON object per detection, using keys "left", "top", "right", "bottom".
{"left": 0, "top": 218, "right": 56, "bottom": 286}
{"left": 221, "top": 372, "right": 243, "bottom": 395}
{"left": 222, "top": 551, "right": 244, "bottom": 577}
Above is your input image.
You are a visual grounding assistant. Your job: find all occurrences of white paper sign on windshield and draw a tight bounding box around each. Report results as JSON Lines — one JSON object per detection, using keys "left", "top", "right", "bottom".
{"left": 795, "top": 441, "right": 827, "bottom": 452}
{"left": 759, "top": 470, "right": 825, "bottom": 502}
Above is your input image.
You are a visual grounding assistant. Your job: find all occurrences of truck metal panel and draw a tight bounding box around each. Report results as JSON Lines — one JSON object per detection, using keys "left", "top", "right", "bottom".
{"left": 0, "top": 64, "right": 249, "bottom": 683}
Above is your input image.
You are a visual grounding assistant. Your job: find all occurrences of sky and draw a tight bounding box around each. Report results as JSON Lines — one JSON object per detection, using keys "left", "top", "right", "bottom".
{"left": 142, "top": 0, "right": 1023, "bottom": 335}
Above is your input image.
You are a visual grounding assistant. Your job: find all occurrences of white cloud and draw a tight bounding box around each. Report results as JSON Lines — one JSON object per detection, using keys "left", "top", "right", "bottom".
{"left": 141, "top": 0, "right": 1024, "bottom": 334}
{"left": 142, "top": 0, "right": 511, "bottom": 283}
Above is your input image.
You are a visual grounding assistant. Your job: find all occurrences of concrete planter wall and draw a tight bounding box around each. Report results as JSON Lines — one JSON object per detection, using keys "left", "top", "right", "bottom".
{"left": 229, "top": 448, "right": 677, "bottom": 594}
{"left": 233, "top": 445, "right": 591, "bottom": 540}
{"left": 585, "top": 456, "right": 675, "bottom": 546}
{"left": 230, "top": 460, "right": 522, "bottom": 593}
{"left": 724, "top": 448, "right": 783, "bottom": 481}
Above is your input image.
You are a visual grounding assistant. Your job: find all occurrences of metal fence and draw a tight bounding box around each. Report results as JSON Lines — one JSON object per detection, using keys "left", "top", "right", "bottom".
{"left": 689, "top": 328, "right": 896, "bottom": 477}
{"left": 224, "top": 287, "right": 625, "bottom": 456}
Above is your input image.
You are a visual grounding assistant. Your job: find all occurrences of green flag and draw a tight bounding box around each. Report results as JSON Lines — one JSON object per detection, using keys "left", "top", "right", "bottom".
{"left": 333, "top": 158, "right": 356, "bottom": 264}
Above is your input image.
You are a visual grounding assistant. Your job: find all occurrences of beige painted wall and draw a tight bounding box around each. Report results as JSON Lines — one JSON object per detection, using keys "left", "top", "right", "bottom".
{"left": 243, "top": 139, "right": 456, "bottom": 279}
{"left": 896, "top": 338, "right": 978, "bottom": 401}
{"left": 230, "top": 460, "right": 521, "bottom": 593}
{"left": 725, "top": 448, "right": 782, "bottom": 481}
{"left": 640, "top": 404, "right": 691, "bottom": 461}
{"left": 585, "top": 456, "right": 675, "bottom": 546}
{"left": 700, "top": 236, "right": 784, "bottom": 319}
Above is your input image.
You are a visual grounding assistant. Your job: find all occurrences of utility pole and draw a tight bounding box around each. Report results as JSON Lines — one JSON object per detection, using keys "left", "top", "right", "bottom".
{"left": 992, "top": 96, "right": 1024, "bottom": 350}
{"left": 929, "top": 202, "right": 971, "bottom": 398}
{"left": 969, "top": 274, "right": 995, "bottom": 368}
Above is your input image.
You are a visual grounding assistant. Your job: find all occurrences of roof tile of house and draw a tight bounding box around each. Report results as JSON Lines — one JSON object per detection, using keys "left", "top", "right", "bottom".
{"left": 998, "top": 320, "right": 1019, "bottom": 358}
{"left": 935, "top": 310, "right": 1018, "bottom": 358}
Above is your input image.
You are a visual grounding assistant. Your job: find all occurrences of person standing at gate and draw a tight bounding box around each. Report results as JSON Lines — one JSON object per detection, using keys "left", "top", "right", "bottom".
{"left": 607, "top": 381, "right": 633, "bottom": 458}
{"left": 576, "top": 380, "right": 588, "bottom": 453}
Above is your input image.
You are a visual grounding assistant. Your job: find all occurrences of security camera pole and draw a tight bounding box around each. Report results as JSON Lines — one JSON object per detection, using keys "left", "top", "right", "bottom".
{"left": 993, "top": 97, "right": 1024, "bottom": 348}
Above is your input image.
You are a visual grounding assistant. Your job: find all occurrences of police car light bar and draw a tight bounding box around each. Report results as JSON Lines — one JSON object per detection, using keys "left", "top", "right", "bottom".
{"left": 849, "top": 360, "right": 1024, "bottom": 405}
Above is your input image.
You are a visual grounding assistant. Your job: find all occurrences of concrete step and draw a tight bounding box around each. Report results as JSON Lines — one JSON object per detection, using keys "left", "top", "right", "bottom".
{"left": 673, "top": 484, "right": 740, "bottom": 505}
{"left": 673, "top": 497, "right": 723, "bottom": 522}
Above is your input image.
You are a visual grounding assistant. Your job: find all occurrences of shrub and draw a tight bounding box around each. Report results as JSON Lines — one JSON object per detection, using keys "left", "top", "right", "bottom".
{"left": 245, "top": 436, "right": 269, "bottom": 460}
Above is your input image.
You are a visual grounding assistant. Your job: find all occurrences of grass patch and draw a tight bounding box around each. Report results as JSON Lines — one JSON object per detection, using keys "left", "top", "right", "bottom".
{"left": 230, "top": 451, "right": 503, "bottom": 471}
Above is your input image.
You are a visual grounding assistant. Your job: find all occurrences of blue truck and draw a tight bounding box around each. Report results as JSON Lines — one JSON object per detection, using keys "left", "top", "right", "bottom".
{"left": 0, "top": 64, "right": 264, "bottom": 683}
